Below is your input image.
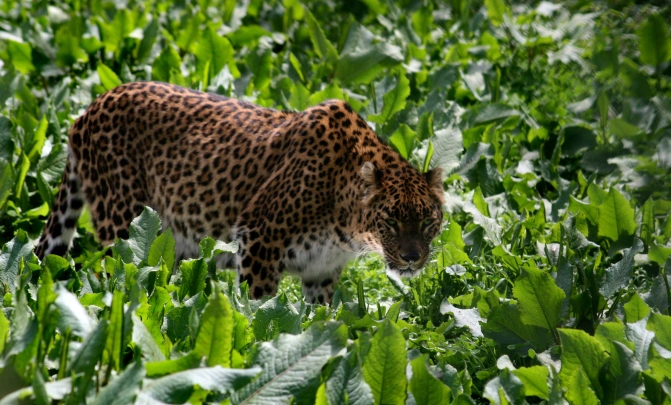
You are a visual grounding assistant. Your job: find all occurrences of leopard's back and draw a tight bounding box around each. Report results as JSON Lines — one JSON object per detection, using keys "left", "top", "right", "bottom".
{"left": 37, "top": 82, "right": 295, "bottom": 259}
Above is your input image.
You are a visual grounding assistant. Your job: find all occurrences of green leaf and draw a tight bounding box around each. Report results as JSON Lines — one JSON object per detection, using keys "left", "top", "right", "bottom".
{"left": 195, "top": 27, "right": 237, "bottom": 81}
{"left": 325, "top": 345, "right": 374, "bottom": 405}
{"left": 429, "top": 124, "right": 463, "bottom": 175}
{"left": 136, "top": 19, "right": 159, "bottom": 63}
{"left": 231, "top": 322, "right": 347, "bottom": 404}
{"left": 178, "top": 258, "right": 208, "bottom": 301}
{"left": 513, "top": 266, "right": 565, "bottom": 330}
{"left": 127, "top": 207, "right": 162, "bottom": 265}
{"left": 148, "top": 228, "right": 176, "bottom": 273}
{"left": 600, "top": 239, "right": 644, "bottom": 298}
{"left": 289, "top": 82, "right": 310, "bottom": 111}
{"left": 194, "top": 291, "right": 234, "bottom": 367}
{"left": 14, "top": 152, "right": 30, "bottom": 198}
{"left": 152, "top": 47, "right": 182, "bottom": 83}
{"left": 647, "top": 313, "right": 671, "bottom": 350}
{"left": 7, "top": 41, "right": 35, "bottom": 74}
{"left": 104, "top": 291, "right": 125, "bottom": 371}
{"left": 0, "top": 309, "right": 9, "bottom": 354}
{"left": 637, "top": 14, "right": 671, "bottom": 67}
{"left": 610, "top": 341, "right": 644, "bottom": 400}
{"left": 485, "top": 0, "right": 507, "bottom": 26}
{"left": 54, "top": 283, "right": 95, "bottom": 338}
{"left": 369, "top": 74, "right": 410, "bottom": 124}
{"left": 92, "top": 361, "right": 145, "bottom": 405}
{"left": 69, "top": 319, "right": 109, "bottom": 374}
{"left": 512, "top": 366, "right": 549, "bottom": 400}
{"left": 565, "top": 369, "right": 600, "bottom": 405}
{"left": 558, "top": 328, "right": 609, "bottom": 399}
{"left": 145, "top": 352, "right": 202, "bottom": 378}
{"left": 388, "top": 124, "right": 416, "bottom": 159}
{"left": 483, "top": 369, "right": 525, "bottom": 405}
{"left": 363, "top": 320, "right": 407, "bottom": 405}
{"left": 0, "top": 230, "right": 34, "bottom": 294}
{"left": 410, "top": 355, "right": 451, "bottom": 405}
{"left": 131, "top": 313, "right": 165, "bottom": 362}
{"left": 624, "top": 293, "right": 650, "bottom": 323}
{"left": 303, "top": 7, "right": 338, "bottom": 63}
{"left": 598, "top": 188, "right": 637, "bottom": 242}
{"left": 27, "top": 115, "right": 47, "bottom": 163}
{"left": 252, "top": 293, "right": 301, "bottom": 340}
{"left": 139, "top": 366, "right": 261, "bottom": 403}
{"left": 0, "top": 163, "right": 15, "bottom": 210}
{"left": 97, "top": 63, "right": 122, "bottom": 91}
{"left": 335, "top": 23, "right": 403, "bottom": 84}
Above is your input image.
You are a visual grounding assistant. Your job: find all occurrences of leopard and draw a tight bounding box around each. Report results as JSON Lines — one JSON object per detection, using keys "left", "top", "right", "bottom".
{"left": 35, "top": 81, "right": 445, "bottom": 304}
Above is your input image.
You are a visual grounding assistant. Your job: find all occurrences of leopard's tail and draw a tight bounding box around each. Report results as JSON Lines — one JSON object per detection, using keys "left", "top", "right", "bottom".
{"left": 35, "top": 151, "right": 85, "bottom": 259}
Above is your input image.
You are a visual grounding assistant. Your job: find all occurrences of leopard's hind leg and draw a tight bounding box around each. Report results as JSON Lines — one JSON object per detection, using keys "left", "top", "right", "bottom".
{"left": 35, "top": 152, "right": 85, "bottom": 258}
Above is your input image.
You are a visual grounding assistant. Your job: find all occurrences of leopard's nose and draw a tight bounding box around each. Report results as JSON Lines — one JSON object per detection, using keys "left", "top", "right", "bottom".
{"left": 401, "top": 252, "right": 420, "bottom": 263}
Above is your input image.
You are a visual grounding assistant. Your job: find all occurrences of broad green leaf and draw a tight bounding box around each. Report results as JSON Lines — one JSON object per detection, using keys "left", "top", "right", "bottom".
{"left": 512, "top": 366, "right": 549, "bottom": 400}
{"left": 637, "top": 14, "right": 671, "bottom": 67}
{"left": 148, "top": 229, "right": 176, "bottom": 273}
{"left": 127, "top": 207, "right": 162, "bottom": 265}
{"left": 131, "top": 313, "right": 165, "bottom": 362}
{"left": 92, "top": 360, "right": 145, "bottom": 405}
{"left": 104, "top": 290, "right": 125, "bottom": 371}
{"left": 482, "top": 303, "right": 553, "bottom": 351}
{"left": 231, "top": 322, "right": 347, "bottom": 405}
{"left": 610, "top": 341, "right": 644, "bottom": 400}
{"left": 647, "top": 313, "right": 671, "bottom": 350}
{"left": 27, "top": 116, "right": 47, "bottom": 163}
{"left": 514, "top": 266, "right": 565, "bottom": 330}
{"left": 145, "top": 352, "right": 203, "bottom": 378}
{"left": 0, "top": 231, "right": 34, "bottom": 294}
{"left": 289, "top": 82, "right": 310, "bottom": 111}
{"left": 325, "top": 346, "right": 374, "bottom": 405}
{"left": 194, "top": 291, "right": 233, "bottom": 367}
{"left": 0, "top": 163, "right": 15, "bottom": 210}
{"left": 598, "top": 188, "right": 637, "bottom": 242}
{"left": 97, "top": 63, "right": 122, "bottom": 91}
{"left": 388, "top": 124, "right": 416, "bottom": 159}
{"left": 7, "top": 41, "right": 35, "bottom": 73}
{"left": 252, "top": 293, "right": 301, "bottom": 340}
{"left": 485, "top": 0, "right": 507, "bottom": 26}
{"left": 600, "top": 239, "right": 643, "bottom": 298}
{"left": 429, "top": 125, "right": 463, "bottom": 175}
{"left": 14, "top": 152, "right": 30, "bottom": 198}
{"left": 558, "top": 328, "right": 609, "bottom": 399}
{"left": 139, "top": 366, "right": 261, "bottom": 404}
{"left": 335, "top": 23, "right": 403, "bottom": 84}
{"left": 178, "top": 258, "right": 208, "bottom": 301}
{"left": 565, "top": 369, "right": 599, "bottom": 405}
{"left": 0, "top": 309, "right": 8, "bottom": 354}
{"left": 363, "top": 320, "right": 407, "bottom": 405}
{"left": 410, "top": 355, "right": 451, "bottom": 405}
{"left": 440, "top": 302, "right": 484, "bottom": 337}
{"left": 624, "top": 293, "right": 650, "bottom": 323}
{"left": 69, "top": 319, "right": 109, "bottom": 374}
{"left": 136, "top": 19, "right": 159, "bottom": 63}
{"left": 369, "top": 74, "right": 410, "bottom": 124}
{"left": 54, "top": 284, "right": 95, "bottom": 338}
{"left": 152, "top": 47, "right": 182, "bottom": 83}
{"left": 483, "top": 369, "right": 525, "bottom": 405}
{"left": 195, "top": 27, "right": 237, "bottom": 81}
{"left": 303, "top": 7, "right": 338, "bottom": 63}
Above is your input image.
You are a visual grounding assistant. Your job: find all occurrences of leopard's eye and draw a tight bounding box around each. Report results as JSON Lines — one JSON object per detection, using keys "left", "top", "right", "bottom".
{"left": 385, "top": 218, "right": 397, "bottom": 227}
{"left": 421, "top": 218, "right": 434, "bottom": 230}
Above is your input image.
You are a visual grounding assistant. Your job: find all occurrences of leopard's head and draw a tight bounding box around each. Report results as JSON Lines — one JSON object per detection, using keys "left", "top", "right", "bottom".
{"left": 360, "top": 162, "right": 444, "bottom": 277}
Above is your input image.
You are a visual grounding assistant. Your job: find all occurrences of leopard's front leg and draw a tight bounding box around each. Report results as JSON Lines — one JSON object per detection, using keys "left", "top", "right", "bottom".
{"left": 236, "top": 241, "right": 282, "bottom": 300}
{"left": 302, "top": 269, "right": 342, "bottom": 305}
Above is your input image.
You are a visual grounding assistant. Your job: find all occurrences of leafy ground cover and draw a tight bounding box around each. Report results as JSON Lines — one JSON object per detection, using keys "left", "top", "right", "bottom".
{"left": 1, "top": 0, "right": 671, "bottom": 403}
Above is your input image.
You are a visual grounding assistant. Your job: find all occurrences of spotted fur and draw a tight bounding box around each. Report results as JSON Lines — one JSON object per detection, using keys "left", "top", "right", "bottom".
{"left": 36, "top": 82, "right": 444, "bottom": 304}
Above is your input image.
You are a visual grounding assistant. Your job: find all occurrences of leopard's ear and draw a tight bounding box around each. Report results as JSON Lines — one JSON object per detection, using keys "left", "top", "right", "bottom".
{"left": 360, "top": 162, "right": 382, "bottom": 204}
{"left": 424, "top": 167, "right": 445, "bottom": 204}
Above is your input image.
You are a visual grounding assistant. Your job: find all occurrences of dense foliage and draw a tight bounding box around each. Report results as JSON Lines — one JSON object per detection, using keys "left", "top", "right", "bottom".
{"left": 0, "top": 0, "right": 670, "bottom": 403}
